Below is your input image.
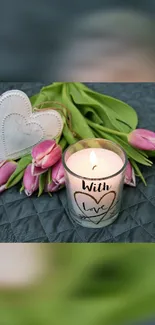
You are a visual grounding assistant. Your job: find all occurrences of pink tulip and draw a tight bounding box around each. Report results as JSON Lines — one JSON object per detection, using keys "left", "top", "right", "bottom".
{"left": 128, "top": 129, "right": 155, "bottom": 150}
{"left": 23, "top": 164, "right": 39, "bottom": 196}
{"left": 124, "top": 161, "right": 136, "bottom": 187}
{"left": 0, "top": 161, "right": 17, "bottom": 193}
{"left": 32, "top": 140, "right": 62, "bottom": 170}
{"left": 45, "top": 159, "right": 65, "bottom": 193}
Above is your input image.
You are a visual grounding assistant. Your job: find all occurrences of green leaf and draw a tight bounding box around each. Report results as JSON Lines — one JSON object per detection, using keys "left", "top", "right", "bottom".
{"left": 62, "top": 84, "right": 95, "bottom": 140}
{"left": 130, "top": 159, "right": 147, "bottom": 186}
{"left": 69, "top": 83, "right": 138, "bottom": 133}
{"left": 69, "top": 82, "right": 89, "bottom": 91}
{"left": 63, "top": 123, "right": 78, "bottom": 145}
{"left": 20, "top": 183, "right": 25, "bottom": 193}
{"left": 69, "top": 86, "right": 114, "bottom": 130}
{"left": 77, "top": 105, "right": 103, "bottom": 125}
{"left": 47, "top": 168, "right": 52, "bottom": 185}
{"left": 6, "top": 155, "right": 32, "bottom": 188}
{"left": 59, "top": 137, "right": 68, "bottom": 151}
{"left": 30, "top": 83, "right": 64, "bottom": 107}
{"left": 38, "top": 172, "right": 47, "bottom": 197}
{"left": 87, "top": 89, "right": 138, "bottom": 132}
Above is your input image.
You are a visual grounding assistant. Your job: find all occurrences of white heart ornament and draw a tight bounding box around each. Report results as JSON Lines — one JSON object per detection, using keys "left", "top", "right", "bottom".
{"left": 0, "top": 90, "right": 63, "bottom": 160}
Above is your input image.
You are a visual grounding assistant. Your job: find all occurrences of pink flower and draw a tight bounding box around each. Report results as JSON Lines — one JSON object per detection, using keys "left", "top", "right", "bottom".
{"left": 23, "top": 164, "right": 39, "bottom": 196}
{"left": 128, "top": 129, "right": 155, "bottom": 150}
{"left": 0, "top": 161, "right": 17, "bottom": 193}
{"left": 32, "top": 140, "right": 62, "bottom": 169}
{"left": 45, "top": 159, "right": 65, "bottom": 193}
{"left": 124, "top": 161, "right": 136, "bottom": 187}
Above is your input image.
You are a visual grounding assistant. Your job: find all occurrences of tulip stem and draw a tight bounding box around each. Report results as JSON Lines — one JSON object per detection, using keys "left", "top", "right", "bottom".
{"left": 86, "top": 119, "right": 128, "bottom": 138}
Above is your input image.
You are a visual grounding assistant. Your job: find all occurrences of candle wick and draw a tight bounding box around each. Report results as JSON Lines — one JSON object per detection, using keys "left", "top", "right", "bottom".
{"left": 92, "top": 165, "right": 97, "bottom": 170}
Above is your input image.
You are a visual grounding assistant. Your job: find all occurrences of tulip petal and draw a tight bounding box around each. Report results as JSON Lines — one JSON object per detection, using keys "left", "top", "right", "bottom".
{"left": 0, "top": 161, "right": 7, "bottom": 168}
{"left": 54, "top": 176, "right": 65, "bottom": 186}
{"left": 131, "top": 168, "right": 136, "bottom": 187}
{"left": 32, "top": 140, "right": 56, "bottom": 161}
{"left": 0, "top": 161, "right": 17, "bottom": 187}
{"left": 0, "top": 184, "right": 7, "bottom": 193}
{"left": 45, "top": 159, "right": 65, "bottom": 193}
{"left": 40, "top": 146, "right": 62, "bottom": 169}
{"left": 52, "top": 159, "right": 65, "bottom": 183}
{"left": 59, "top": 176, "right": 65, "bottom": 185}
{"left": 31, "top": 164, "right": 48, "bottom": 176}
{"left": 45, "top": 182, "right": 60, "bottom": 193}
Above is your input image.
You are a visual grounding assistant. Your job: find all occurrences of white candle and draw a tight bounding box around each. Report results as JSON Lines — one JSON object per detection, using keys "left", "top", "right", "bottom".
{"left": 65, "top": 148, "right": 125, "bottom": 228}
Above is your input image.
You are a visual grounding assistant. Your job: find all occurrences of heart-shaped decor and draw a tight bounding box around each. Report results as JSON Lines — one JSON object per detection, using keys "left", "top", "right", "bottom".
{"left": 0, "top": 90, "right": 63, "bottom": 160}
{"left": 74, "top": 191, "right": 116, "bottom": 225}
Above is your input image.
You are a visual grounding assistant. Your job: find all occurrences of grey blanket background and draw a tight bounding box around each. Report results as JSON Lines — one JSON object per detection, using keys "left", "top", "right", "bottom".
{"left": 0, "top": 82, "right": 155, "bottom": 243}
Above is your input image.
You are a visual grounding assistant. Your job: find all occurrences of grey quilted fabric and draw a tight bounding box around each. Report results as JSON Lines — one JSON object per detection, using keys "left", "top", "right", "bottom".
{"left": 0, "top": 82, "right": 155, "bottom": 243}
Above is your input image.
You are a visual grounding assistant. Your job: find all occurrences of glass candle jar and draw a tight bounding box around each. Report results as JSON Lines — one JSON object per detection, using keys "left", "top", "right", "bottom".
{"left": 63, "top": 138, "right": 127, "bottom": 228}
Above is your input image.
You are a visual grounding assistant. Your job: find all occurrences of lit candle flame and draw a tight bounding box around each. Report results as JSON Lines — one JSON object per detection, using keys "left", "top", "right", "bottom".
{"left": 90, "top": 151, "right": 97, "bottom": 170}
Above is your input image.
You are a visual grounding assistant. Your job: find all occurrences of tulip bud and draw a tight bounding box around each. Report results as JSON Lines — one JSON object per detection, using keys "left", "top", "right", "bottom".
{"left": 52, "top": 159, "right": 65, "bottom": 186}
{"left": 0, "top": 161, "right": 17, "bottom": 193}
{"left": 128, "top": 129, "right": 155, "bottom": 150}
{"left": 23, "top": 164, "right": 39, "bottom": 196}
{"left": 124, "top": 161, "right": 136, "bottom": 187}
{"left": 32, "top": 140, "right": 62, "bottom": 170}
{"left": 45, "top": 159, "right": 65, "bottom": 193}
